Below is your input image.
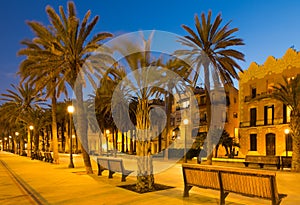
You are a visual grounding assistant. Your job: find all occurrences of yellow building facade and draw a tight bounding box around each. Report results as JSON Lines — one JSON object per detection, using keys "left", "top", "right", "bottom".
{"left": 171, "top": 84, "right": 239, "bottom": 158}
{"left": 239, "top": 48, "right": 300, "bottom": 157}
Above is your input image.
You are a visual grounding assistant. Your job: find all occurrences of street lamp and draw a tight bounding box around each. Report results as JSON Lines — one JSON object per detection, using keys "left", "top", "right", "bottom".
{"left": 9, "top": 136, "right": 12, "bottom": 152}
{"left": 105, "top": 129, "right": 110, "bottom": 156}
{"left": 284, "top": 128, "right": 290, "bottom": 157}
{"left": 183, "top": 119, "right": 189, "bottom": 163}
{"left": 29, "top": 126, "right": 34, "bottom": 157}
{"left": 15, "top": 132, "right": 19, "bottom": 154}
{"left": 4, "top": 137, "right": 7, "bottom": 151}
{"left": 67, "top": 105, "right": 75, "bottom": 168}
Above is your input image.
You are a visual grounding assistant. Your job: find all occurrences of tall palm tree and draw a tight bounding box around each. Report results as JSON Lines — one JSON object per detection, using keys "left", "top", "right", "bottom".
{"left": 271, "top": 75, "right": 300, "bottom": 172}
{"left": 0, "top": 83, "right": 46, "bottom": 156}
{"left": 175, "top": 10, "right": 245, "bottom": 164}
{"left": 18, "top": 2, "right": 113, "bottom": 173}
{"left": 111, "top": 34, "right": 172, "bottom": 192}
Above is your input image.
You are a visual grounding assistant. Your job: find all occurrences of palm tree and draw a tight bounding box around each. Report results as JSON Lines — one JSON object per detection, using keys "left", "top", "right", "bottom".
{"left": 111, "top": 33, "right": 173, "bottom": 192}
{"left": 0, "top": 83, "right": 46, "bottom": 157}
{"left": 175, "top": 10, "right": 245, "bottom": 164}
{"left": 18, "top": 2, "right": 113, "bottom": 173}
{"left": 271, "top": 75, "right": 300, "bottom": 172}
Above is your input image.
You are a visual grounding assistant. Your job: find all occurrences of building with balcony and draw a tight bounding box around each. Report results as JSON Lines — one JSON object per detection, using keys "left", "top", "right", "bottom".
{"left": 238, "top": 48, "right": 300, "bottom": 157}
{"left": 171, "top": 84, "right": 239, "bottom": 158}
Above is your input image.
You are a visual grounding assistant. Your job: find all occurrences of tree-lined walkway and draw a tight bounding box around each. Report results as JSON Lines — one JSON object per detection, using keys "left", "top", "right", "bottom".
{"left": 1, "top": 151, "right": 300, "bottom": 204}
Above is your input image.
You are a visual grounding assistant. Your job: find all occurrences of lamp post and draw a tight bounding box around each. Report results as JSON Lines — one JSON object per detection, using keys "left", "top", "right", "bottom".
{"left": 105, "top": 129, "right": 110, "bottom": 156}
{"left": 183, "top": 119, "right": 189, "bottom": 163}
{"left": 4, "top": 137, "right": 7, "bottom": 151}
{"left": 9, "top": 135, "right": 12, "bottom": 152}
{"left": 29, "top": 125, "right": 34, "bottom": 157}
{"left": 67, "top": 105, "right": 75, "bottom": 168}
{"left": 284, "top": 128, "right": 290, "bottom": 157}
{"left": 15, "top": 132, "right": 19, "bottom": 154}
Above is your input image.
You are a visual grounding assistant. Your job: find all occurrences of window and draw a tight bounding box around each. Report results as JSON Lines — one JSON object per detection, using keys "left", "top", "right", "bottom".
{"left": 287, "top": 106, "right": 291, "bottom": 123}
{"left": 267, "top": 79, "right": 274, "bottom": 94}
{"left": 251, "top": 87, "right": 256, "bottom": 98}
{"left": 250, "top": 134, "right": 257, "bottom": 151}
{"left": 234, "top": 97, "right": 237, "bottom": 103}
{"left": 250, "top": 108, "right": 257, "bottom": 126}
{"left": 286, "top": 134, "right": 293, "bottom": 151}
{"left": 283, "top": 104, "right": 287, "bottom": 124}
{"left": 226, "top": 96, "right": 230, "bottom": 106}
{"left": 264, "top": 105, "right": 274, "bottom": 125}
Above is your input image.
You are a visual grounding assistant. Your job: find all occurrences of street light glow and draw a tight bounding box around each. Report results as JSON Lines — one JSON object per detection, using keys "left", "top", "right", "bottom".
{"left": 183, "top": 119, "right": 189, "bottom": 125}
{"left": 9, "top": 136, "right": 12, "bottom": 139}
{"left": 29, "top": 125, "right": 34, "bottom": 130}
{"left": 284, "top": 128, "right": 290, "bottom": 134}
{"left": 106, "top": 129, "right": 110, "bottom": 135}
{"left": 68, "top": 105, "right": 74, "bottom": 113}
{"left": 15, "top": 132, "right": 19, "bottom": 136}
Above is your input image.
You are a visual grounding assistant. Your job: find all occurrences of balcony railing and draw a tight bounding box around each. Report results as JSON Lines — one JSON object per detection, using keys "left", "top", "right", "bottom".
{"left": 244, "top": 91, "right": 273, "bottom": 102}
{"left": 240, "top": 118, "right": 288, "bottom": 128}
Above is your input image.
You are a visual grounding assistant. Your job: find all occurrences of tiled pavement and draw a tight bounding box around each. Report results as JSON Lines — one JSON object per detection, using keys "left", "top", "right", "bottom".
{"left": 0, "top": 151, "right": 299, "bottom": 205}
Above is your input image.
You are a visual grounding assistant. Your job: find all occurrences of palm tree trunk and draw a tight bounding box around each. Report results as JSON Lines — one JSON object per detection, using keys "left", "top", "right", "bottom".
{"left": 34, "top": 132, "right": 39, "bottom": 152}
{"left": 51, "top": 92, "right": 59, "bottom": 164}
{"left": 75, "top": 84, "right": 93, "bottom": 174}
{"left": 204, "top": 63, "right": 213, "bottom": 165}
{"left": 164, "top": 93, "right": 172, "bottom": 160}
{"left": 20, "top": 137, "right": 24, "bottom": 155}
{"left": 290, "top": 113, "right": 300, "bottom": 172}
{"left": 136, "top": 99, "right": 154, "bottom": 193}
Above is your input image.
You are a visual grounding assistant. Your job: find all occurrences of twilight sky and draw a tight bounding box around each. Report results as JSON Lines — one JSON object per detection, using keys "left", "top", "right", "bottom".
{"left": 1, "top": 0, "right": 300, "bottom": 95}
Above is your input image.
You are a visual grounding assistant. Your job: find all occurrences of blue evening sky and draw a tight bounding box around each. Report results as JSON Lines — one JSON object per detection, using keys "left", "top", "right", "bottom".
{"left": 0, "top": 0, "right": 300, "bottom": 95}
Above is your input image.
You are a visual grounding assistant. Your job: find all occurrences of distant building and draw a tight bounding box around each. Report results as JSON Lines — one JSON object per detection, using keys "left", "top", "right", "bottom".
{"left": 171, "top": 84, "right": 239, "bottom": 158}
{"left": 238, "top": 48, "right": 300, "bottom": 157}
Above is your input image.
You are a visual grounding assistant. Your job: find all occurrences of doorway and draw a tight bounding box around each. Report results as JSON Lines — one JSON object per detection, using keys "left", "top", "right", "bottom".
{"left": 266, "top": 133, "right": 276, "bottom": 156}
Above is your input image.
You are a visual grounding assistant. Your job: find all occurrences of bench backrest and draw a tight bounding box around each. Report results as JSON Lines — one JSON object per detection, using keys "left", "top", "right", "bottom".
{"left": 182, "top": 164, "right": 278, "bottom": 200}
{"left": 97, "top": 158, "right": 109, "bottom": 169}
{"left": 221, "top": 170, "right": 278, "bottom": 200}
{"left": 245, "top": 155, "right": 280, "bottom": 164}
{"left": 108, "top": 159, "right": 124, "bottom": 173}
{"left": 183, "top": 165, "right": 220, "bottom": 190}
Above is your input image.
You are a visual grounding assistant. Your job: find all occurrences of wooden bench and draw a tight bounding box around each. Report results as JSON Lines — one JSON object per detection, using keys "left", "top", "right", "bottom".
{"left": 182, "top": 164, "right": 286, "bottom": 205}
{"left": 44, "top": 152, "right": 53, "bottom": 163}
{"left": 243, "top": 155, "right": 280, "bottom": 170}
{"left": 280, "top": 156, "right": 292, "bottom": 170}
{"left": 97, "top": 157, "right": 133, "bottom": 182}
{"left": 37, "top": 151, "right": 45, "bottom": 161}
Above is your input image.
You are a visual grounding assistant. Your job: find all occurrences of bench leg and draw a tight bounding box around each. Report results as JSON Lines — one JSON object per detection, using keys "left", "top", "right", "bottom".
{"left": 244, "top": 162, "right": 249, "bottom": 167}
{"left": 108, "top": 171, "right": 115, "bottom": 179}
{"left": 121, "top": 174, "right": 127, "bottom": 182}
{"left": 220, "top": 191, "right": 229, "bottom": 205}
{"left": 97, "top": 164, "right": 102, "bottom": 176}
{"left": 183, "top": 185, "right": 192, "bottom": 197}
{"left": 276, "top": 164, "right": 280, "bottom": 170}
{"left": 259, "top": 163, "right": 264, "bottom": 168}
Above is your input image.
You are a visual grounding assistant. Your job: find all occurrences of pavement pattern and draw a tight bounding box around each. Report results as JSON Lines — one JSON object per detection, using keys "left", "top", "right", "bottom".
{"left": 0, "top": 151, "right": 300, "bottom": 205}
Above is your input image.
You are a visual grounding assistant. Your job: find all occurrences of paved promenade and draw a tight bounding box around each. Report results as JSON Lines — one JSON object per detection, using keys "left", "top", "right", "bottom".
{"left": 0, "top": 151, "right": 300, "bottom": 205}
